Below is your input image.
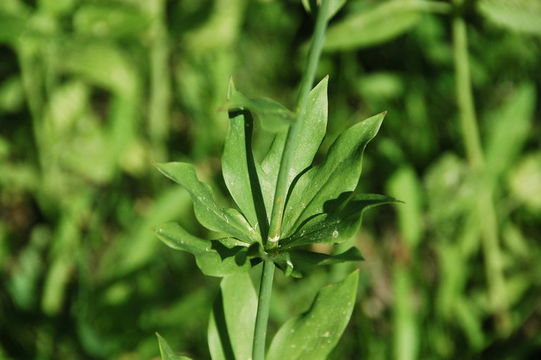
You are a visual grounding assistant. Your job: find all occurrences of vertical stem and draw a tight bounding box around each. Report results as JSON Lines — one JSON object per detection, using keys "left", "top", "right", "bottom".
{"left": 267, "top": 0, "right": 331, "bottom": 246}
{"left": 149, "top": 0, "right": 171, "bottom": 162}
{"left": 451, "top": 3, "right": 508, "bottom": 332}
{"left": 252, "top": 260, "right": 276, "bottom": 360}
{"left": 252, "top": 2, "right": 330, "bottom": 358}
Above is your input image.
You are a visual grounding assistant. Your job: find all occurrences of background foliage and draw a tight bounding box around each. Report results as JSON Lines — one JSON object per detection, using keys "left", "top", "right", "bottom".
{"left": 1, "top": 0, "right": 540, "bottom": 359}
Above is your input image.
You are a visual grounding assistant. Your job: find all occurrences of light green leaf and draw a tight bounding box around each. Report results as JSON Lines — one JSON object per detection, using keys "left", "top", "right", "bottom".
{"left": 156, "top": 333, "right": 193, "bottom": 360}
{"left": 267, "top": 271, "right": 359, "bottom": 360}
{"left": 272, "top": 247, "right": 363, "bottom": 278}
{"left": 208, "top": 272, "right": 258, "bottom": 360}
{"left": 283, "top": 112, "right": 385, "bottom": 236}
{"left": 283, "top": 194, "right": 396, "bottom": 249}
{"left": 222, "top": 111, "right": 267, "bottom": 234}
{"left": 73, "top": 2, "right": 149, "bottom": 38}
{"left": 285, "top": 77, "right": 329, "bottom": 188}
{"left": 227, "top": 80, "right": 295, "bottom": 132}
{"left": 0, "top": 11, "right": 27, "bottom": 44}
{"left": 155, "top": 222, "right": 251, "bottom": 277}
{"left": 485, "top": 83, "right": 535, "bottom": 177}
{"left": 155, "top": 162, "right": 259, "bottom": 243}
{"left": 479, "top": 0, "right": 541, "bottom": 35}
{"left": 258, "top": 132, "right": 287, "bottom": 218}
{"left": 324, "top": 0, "right": 451, "bottom": 51}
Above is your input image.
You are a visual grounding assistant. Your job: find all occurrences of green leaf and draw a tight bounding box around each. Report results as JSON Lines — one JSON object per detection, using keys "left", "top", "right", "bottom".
{"left": 0, "top": 11, "right": 27, "bottom": 44}
{"left": 283, "top": 112, "right": 385, "bottom": 237}
{"left": 479, "top": 0, "right": 541, "bottom": 35}
{"left": 208, "top": 272, "right": 258, "bottom": 360}
{"left": 267, "top": 271, "right": 359, "bottom": 360}
{"left": 155, "top": 222, "right": 252, "bottom": 277}
{"left": 283, "top": 194, "right": 396, "bottom": 249}
{"left": 222, "top": 111, "right": 268, "bottom": 236}
{"left": 156, "top": 333, "right": 193, "bottom": 360}
{"left": 485, "top": 83, "right": 536, "bottom": 177}
{"left": 256, "top": 77, "right": 328, "bottom": 220}
{"left": 272, "top": 247, "right": 363, "bottom": 278}
{"left": 73, "top": 2, "right": 150, "bottom": 38}
{"left": 155, "top": 162, "right": 259, "bottom": 244}
{"left": 324, "top": 0, "right": 451, "bottom": 51}
{"left": 227, "top": 79, "right": 295, "bottom": 132}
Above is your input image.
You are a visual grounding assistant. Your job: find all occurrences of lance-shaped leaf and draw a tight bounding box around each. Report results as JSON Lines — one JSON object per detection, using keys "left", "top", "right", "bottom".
{"left": 155, "top": 222, "right": 251, "bottom": 277}
{"left": 208, "top": 272, "right": 257, "bottom": 360}
{"left": 267, "top": 271, "right": 359, "bottom": 360}
{"left": 479, "top": 0, "right": 541, "bottom": 35}
{"left": 227, "top": 79, "right": 295, "bottom": 132}
{"left": 283, "top": 113, "right": 385, "bottom": 237}
{"left": 222, "top": 111, "right": 268, "bottom": 236}
{"left": 283, "top": 194, "right": 397, "bottom": 249}
{"left": 156, "top": 333, "right": 193, "bottom": 360}
{"left": 271, "top": 247, "right": 363, "bottom": 278}
{"left": 324, "top": 0, "right": 451, "bottom": 51}
{"left": 155, "top": 162, "right": 258, "bottom": 243}
{"left": 258, "top": 131, "right": 287, "bottom": 217}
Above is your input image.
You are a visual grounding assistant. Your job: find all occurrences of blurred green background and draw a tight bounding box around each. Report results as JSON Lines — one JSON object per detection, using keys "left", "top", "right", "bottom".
{"left": 1, "top": 0, "right": 540, "bottom": 359}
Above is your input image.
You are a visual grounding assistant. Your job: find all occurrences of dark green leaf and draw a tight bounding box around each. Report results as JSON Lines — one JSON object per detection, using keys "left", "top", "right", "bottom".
{"left": 283, "top": 113, "right": 385, "bottom": 237}
{"left": 208, "top": 272, "right": 257, "bottom": 360}
{"left": 155, "top": 222, "right": 251, "bottom": 277}
{"left": 283, "top": 194, "right": 396, "bottom": 249}
{"left": 155, "top": 162, "right": 259, "bottom": 244}
{"left": 272, "top": 247, "right": 363, "bottom": 278}
{"left": 267, "top": 271, "right": 359, "bottom": 360}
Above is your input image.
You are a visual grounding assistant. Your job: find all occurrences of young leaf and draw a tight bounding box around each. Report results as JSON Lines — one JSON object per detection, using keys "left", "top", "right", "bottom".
{"left": 227, "top": 80, "right": 295, "bottom": 132}
{"left": 208, "top": 272, "right": 258, "bottom": 360}
{"left": 222, "top": 111, "right": 268, "bottom": 236}
{"left": 479, "top": 0, "right": 541, "bottom": 35}
{"left": 283, "top": 194, "right": 397, "bottom": 249}
{"left": 283, "top": 113, "right": 385, "bottom": 237}
{"left": 324, "top": 0, "right": 451, "bottom": 51}
{"left": 155, "top": 222, "right": 251, "bottom": 277}
{"left": 156, "top": 333, "right": 193, "bottom": 360}
{"left": 155, "top": 162, "right": 258, "bottom": 243}
{"left": 267, "top": 271, "right": 360, "bottom": 360}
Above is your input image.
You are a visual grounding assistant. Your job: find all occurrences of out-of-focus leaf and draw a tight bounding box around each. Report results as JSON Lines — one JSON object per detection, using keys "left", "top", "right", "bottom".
{"left": 222, "top": 111, "right": 267, "bottom": 233}
{"left": 283, "top": 113, "right": 385, "bottom": 236}
{"left": 39, "top": 0, "right": 76, "bottom": 16}
{"left": 479, "top": 0, "right": 541, "bottom": 35}
{"left": 387, "top": 166, "right": 423, "bottom": 249}
{"left": 61, "top": 41, "right": 138, "bottom": 97}
{"left": 508, "top": 151, "right": 541, "bottom": 212}
{"left": 283, "top": 194, "right": 396, "bottom": 249}
{"left": 154, "top": 222, "right": 251, "bottom": 277}
{"left": 0, "top": 76, "right": 24, "bottom": 112}
{"left": 0, "top": 11, "right": 27, "bottom": 44}
{"left": 267, "top": 271, "right": 359, "bottom": 360}
{"left": 74, "top": 2, "right": 149, "bottom": 38}
{"left": 156, "top": 333, "right": 193, "bottom": 360}
{"left": 324, "top": 0, "right": 451, "bottom": 51}
{"left": 208, "top": 272, "right": 257, "bottom": 360}
{"left": 485, "top": 83, "right": 535, "bottom": 177}
{"left": 272, "top": 247, "right": 363, "bottom": 278}
{"left": 302, "top": 0, "right": 347, "bottom": 20}
{"left": 155, "top": 162, "right": 259, "bottom": 243}
{"left": 227, "top": 79, "right": 295, "bottom": 132}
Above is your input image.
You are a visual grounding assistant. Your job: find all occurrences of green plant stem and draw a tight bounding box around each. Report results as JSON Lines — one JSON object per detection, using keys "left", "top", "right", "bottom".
{"left": 149, "top": 0, "right": 171, "bottom": 162}
{"left": 452, "top": 5, "right": 508, "bottom": 332}
{"left": 252, "top": 260, "right": 276, "bottom": 360}
{"left": 267, "top": 0, "right": 331, "bottom": 246}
